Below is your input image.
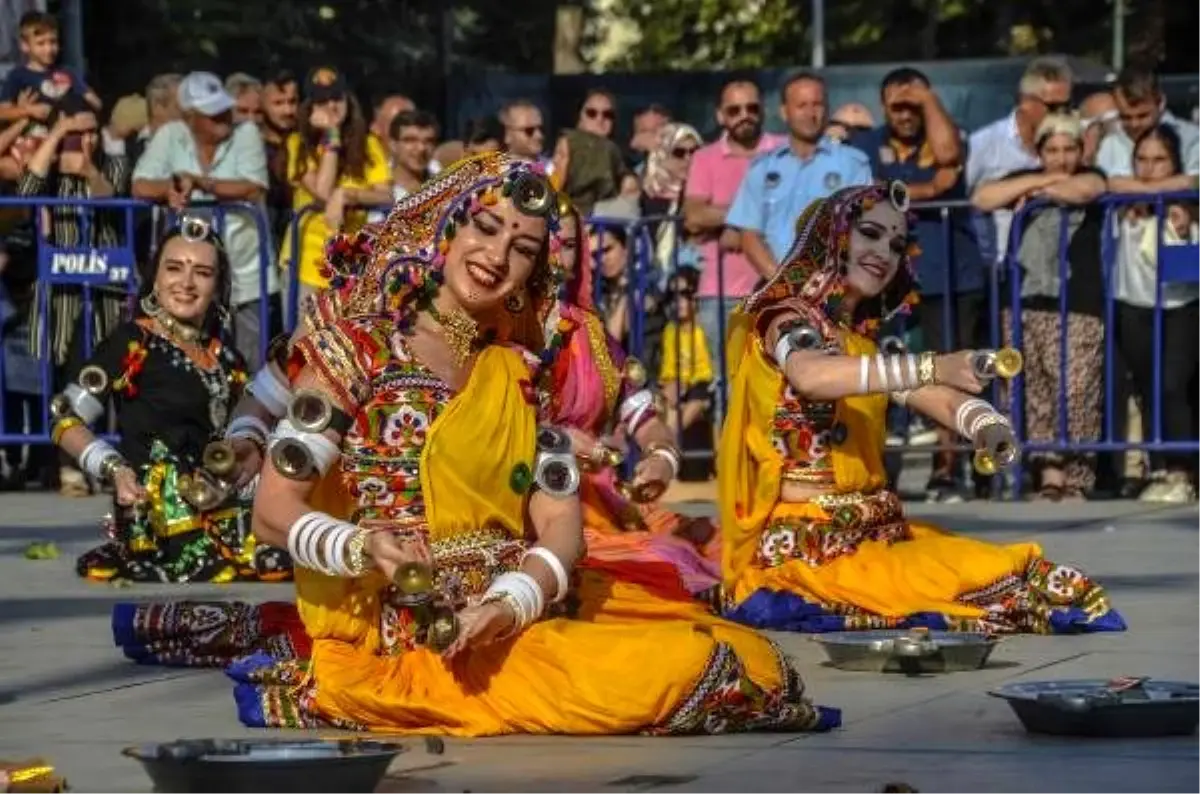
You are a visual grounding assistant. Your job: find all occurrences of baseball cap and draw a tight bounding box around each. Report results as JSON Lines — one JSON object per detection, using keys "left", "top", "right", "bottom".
{"left": 178, "top": 72, "right": 234, "bottom": 117}
{"left": 306, "top": 66, "right": 348, "bottom": 103}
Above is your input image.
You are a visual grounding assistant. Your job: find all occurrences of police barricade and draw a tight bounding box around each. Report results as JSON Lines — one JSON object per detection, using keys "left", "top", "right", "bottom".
{"left": 1005, "top": 190, "right": 1200, "bottom": 499}
{"left": 0, "top": 196, "right": 274, "bottom": 446}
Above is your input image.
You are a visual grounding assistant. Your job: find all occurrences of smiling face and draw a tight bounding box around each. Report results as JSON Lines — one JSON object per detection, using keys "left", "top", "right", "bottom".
{"left": 441, "top": 196, "right": 547, "bottom": 314}
{"left": 1039, "top": 131, "right": 1081, "bottom": 174}
{"left": 844, "top": 200, "right": 907, "bottom": 300}
{"left": 153, "top": 236, "right": 220, "bottom": 326}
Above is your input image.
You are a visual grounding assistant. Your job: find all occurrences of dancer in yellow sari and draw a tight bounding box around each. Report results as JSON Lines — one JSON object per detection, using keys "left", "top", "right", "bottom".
{"left": 230, "top": 153, "right": 836, "bottom": 736}
{"left": 719, "top": 181, "right": 1124, "bottom": 635}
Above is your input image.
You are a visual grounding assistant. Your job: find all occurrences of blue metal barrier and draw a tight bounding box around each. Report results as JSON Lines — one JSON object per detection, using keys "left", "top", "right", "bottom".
{"left": 0, "top": 196, "right": 274, "bottom": 444}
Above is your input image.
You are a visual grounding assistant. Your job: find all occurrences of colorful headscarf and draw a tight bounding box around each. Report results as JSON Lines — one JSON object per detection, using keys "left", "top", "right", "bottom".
{"left": 317, "top": 152, "right": 571, "bottom": 365}
{"left": 642, "top": 122, "right": 703, "bottom": 202}
{"left": 741, "top": 181, "right": 920, "bottom": 338}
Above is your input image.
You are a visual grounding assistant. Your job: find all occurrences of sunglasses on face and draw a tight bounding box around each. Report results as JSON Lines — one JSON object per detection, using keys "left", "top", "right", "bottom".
{"left": 584, "top": 106, "right": 615, "bottom": 121}
{"left": 671, "top": 146, "right": 698, "bottom": 159}
{"left": 886, "top": 102, "right": 922, "bottom": 115}
{"left": 514, "top": 124, "right": 543, "bottom": 136}
{"left": 1028, "top": 95, "right": 1072, "bottom": 114}
{"left": 722, "top": 102, "right": 761, "bottom": 118}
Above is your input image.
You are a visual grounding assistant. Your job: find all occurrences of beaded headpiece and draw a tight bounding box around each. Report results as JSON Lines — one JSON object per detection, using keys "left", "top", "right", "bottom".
{"left": 320, "top": 152, "right": 568, "bottom": 359}
{"left": 742, "top": 181, "right": 920, "bottom": 338}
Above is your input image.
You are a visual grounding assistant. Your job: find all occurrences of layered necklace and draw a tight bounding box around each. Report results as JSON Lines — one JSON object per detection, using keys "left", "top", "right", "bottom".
{"left": 140, "top": 294, "right": 233, "bottom": 429}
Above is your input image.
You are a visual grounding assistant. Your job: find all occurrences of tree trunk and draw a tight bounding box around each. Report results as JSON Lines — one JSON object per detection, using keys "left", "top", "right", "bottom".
{"left": 554, "top": 4, "right": 587, "bottom": 74}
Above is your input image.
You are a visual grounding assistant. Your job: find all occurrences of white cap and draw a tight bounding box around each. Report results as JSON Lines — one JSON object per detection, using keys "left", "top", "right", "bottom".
{"left": 178, "top": 71, "right": 234, "bottom": 117}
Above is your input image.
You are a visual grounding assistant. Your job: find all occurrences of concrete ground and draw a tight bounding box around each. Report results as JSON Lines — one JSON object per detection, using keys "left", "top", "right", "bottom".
{"left": 0, "top": 492, "right": 1196, "bottom": 793}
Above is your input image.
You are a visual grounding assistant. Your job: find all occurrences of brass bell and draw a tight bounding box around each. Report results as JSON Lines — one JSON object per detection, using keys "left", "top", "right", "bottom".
{"left": 973, "top": 440, "right": 1016, "bottom": 476}
{"left": 652, "top": 390, "right": 668, "bottom": 418}
{"left": 288, "top": 389, "right": 334, "bottom": 434}
{"left": 269, "top": 438, "right": 316, "bottom": 480}
{"left": 202, "top": 440, "right": 236, "bottom": 478}
{"left": 78, "top": 365, "right": 110, "bottom": 396}
{"left": 426, "top": 608, "right": 460, "bottom": 652}
{"left": 970, "top": 348, "right": 1024, "bottom": 380}
{"left": 49, "top": 394, "right": 73, "bottom": 420}
{"left": 790, "top": 325, "right": 824, "bottom": 351}
{"left": 617, "top": 479, "right": 666, "bottom": 505}
{"left": 180, "top": 215, "right": 212, "bottom": 242}
{"left": 879, "top": 335, "right": 906, "bottom": 355}
{"left": 511, "top": 172, "right": 553, "bottom": 217}
{"left": 623, "top": 358, "right": 648, "bottom": 389}
{"left": 183, "top": 471, "right": 228, "bottom": 512}
{"left": 599, "top": 445, "right": 624, "bottom": 468}
{"left": 393, "top": 561, "right": 434, "bottom": 597}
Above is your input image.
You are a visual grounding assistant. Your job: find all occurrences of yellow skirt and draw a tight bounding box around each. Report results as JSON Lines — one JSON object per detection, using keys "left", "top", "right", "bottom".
{"left": 231, "top": 569, "right": 839, "bottom": 736}
{"left": 724, "top": 491, "right": 1125, "bottom": 635}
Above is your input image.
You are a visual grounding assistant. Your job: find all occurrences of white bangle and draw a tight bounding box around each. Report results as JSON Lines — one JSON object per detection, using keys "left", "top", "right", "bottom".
{"left": 858, "top": 355, "right": 870, "bottom": 394}
{"left": 773, "top": 334, "right": 794, "bottom": 369}
{"left": 485, "top": 571, "right": 546, "bottom": 633}
{"left": 905, "top": 354, "right": 920, "bottom": 389}
{"left": 64, "top": 383, "right": 105, "bottom": 425}
{"left": 954, "top": 398, "right": 993, "bottom": 439}
{"left": 874, "top": 354, "right": 890, "bottom": 392}
{"left": 79, "top": 439, "right": 120, "bottom": 480}
{"left": 649, "top": 446, "right": 681, "bottom": 481}
{"left": 889, "top": 354, "right": 905, "bottom": 391}
{"left": 522, "top": 546, "right": 570, "bottom": 603}
{"left": 619, "top": 389, "right": 655, "bottom": 433}
{"left": 286, "top": 511, "right": 356, "bottom": 576}
{"left": 268, "top": 418, "right": 341, "bottom": 477}
{"left": 969, "top": 410, "right": 1010, "bottom": 438}
{"left": 247, "top": 366, "right": 292, "bottom": 419}
{"left": 226, "top": 415, "right": 270, "bottom": 446}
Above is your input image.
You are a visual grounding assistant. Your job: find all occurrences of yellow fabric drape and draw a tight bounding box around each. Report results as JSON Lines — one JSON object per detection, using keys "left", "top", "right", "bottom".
{"left": 291, "top": 344, "right": 818, "bottom": 736}
{"left": 718, "top": 319, "right": 1049, "bottom": 621}
{"left": 659, "top": 320, "right": 715, "bottom": 389}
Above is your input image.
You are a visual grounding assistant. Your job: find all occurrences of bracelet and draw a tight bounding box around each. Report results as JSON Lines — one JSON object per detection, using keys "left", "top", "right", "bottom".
{"left": 874, "top": 353, "right": 890, "bottom": 392}
{"left": 51, "top": 416, "right": 84, "bottom": 445}
{"left": 953, "top": 398, "right": 993, "bottom": 438}
{"left": 619, "top": 389, "right": 655, "bottom": 433}
{"left": 285, "top": 511, "right": 358, "bottom": 576}
{"left": 644, "top": 441, "right": 682, "bottom": 481}
{"left": 521, "top": 546, "right": 570, "bottom": 603}
{"left": 246, "top": 366, "right": 292, "bottom": 420}
{"left": 858, "top": 355, "right": 870, "bottom": 394}
{"left": 99, "top": 454, "right": 126, "bottom": 483}
{"left": 64, "top": 383, "right": 105, "bottom": 425}
{"left": 225, "top": 415, "right": 270, "bottom": 451}
{"left": 484, "top": 571, "right": 546, "bottom": 638}
{"left": 79, "top": 439, "right": 123, "bottom": 481}
{"left": 918, "top": 352, "right": 937, "bottom": 387}
{"left": 968, "top": 411, "right": 1010, "bottom": 439}
{"left": 345, "top": 528, "right": 371, "bottom": 577}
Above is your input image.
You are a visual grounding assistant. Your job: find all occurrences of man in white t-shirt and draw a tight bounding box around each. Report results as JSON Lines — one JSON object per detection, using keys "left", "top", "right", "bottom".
{"left": 1098, "top": 67, "right": 1200, "bottom": 189}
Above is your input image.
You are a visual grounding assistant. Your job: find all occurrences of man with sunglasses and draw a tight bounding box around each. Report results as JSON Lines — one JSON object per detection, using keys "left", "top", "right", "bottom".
{"left": 683, "top": 79, "right": 783, "bottom": 422}
{"left": 499, "top": 98, "right": 550, "bottom": 171}
{"left": 966, "top": 57, "right": 1074, "bottom": 267}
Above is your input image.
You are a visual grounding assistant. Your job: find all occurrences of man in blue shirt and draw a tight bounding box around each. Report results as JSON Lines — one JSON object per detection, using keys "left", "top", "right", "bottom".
{"left": 849, "top": 67, "right": 989, "bottom": 503}
{"left": 726, "top": 71, "right": 873, "bottom": 281}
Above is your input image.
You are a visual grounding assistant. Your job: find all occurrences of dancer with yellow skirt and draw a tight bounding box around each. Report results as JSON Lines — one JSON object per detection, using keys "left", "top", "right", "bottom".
{"left": 718, "top": 181, "right": 1124, "bottom": 635}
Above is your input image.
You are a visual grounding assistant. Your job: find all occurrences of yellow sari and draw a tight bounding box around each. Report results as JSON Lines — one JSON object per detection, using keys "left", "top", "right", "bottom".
{"left": 717, "top": 310, "right": 1124, "bottom": 635}
{"left": 235, "top": 342, "right": 835, "bottom": 736}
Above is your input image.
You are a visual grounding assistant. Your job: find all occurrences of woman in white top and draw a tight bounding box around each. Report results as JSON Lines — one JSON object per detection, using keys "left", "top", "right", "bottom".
{"left": 1115, "top": 124, "right": 1199, "bottom": 503}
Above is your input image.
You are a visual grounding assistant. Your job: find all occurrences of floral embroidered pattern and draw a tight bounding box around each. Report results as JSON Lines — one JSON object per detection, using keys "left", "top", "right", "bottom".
{"left": 756, "top": 491, "right": 909, "bottom": 568}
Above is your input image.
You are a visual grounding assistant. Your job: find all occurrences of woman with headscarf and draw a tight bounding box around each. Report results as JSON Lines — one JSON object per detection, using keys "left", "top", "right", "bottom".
{"left": 719, "top": 180, "right": 1124, "bottom": 636}
{"left": 111, "top": 154, "right": 838, "bottom": 737}
{"left": 52, "top": 217, "right": 290, "bottom": 583}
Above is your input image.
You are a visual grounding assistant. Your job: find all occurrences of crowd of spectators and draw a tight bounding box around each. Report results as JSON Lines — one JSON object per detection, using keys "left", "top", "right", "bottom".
{"left": 0, "top": 10, "right": 1195, "bottom": 505}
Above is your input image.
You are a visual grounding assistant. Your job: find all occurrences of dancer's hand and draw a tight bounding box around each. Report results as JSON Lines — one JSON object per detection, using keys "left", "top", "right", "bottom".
{"left": 365, "top": 530, "right": 432, "bottom": 582}
{"left": 628, "top": 453, "right": 672, "bottom": 500}
{"left": 976, "top": 421, "right": 1018, "bottom": 467}
{"left": 935, "top": 351, "right": 985, "bottom": 395}
{"left": 441, "top": 601, "right": 515, "bottom": 660}
{"left": 113, "top": 466, "right": 147, "bottom": 506}
{"left": 229, "top": 438, "right": 263, "bottom": 490}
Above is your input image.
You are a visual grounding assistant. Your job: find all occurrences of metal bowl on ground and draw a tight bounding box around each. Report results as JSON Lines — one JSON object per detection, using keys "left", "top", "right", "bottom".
{"left": 122, "top": 738, "right": 405, "bottom": 793}
{"left": 989, "top": 678, "right": 1200, "bottom": 738}
{"left": 812, "top": 627, "right": 999, "bottom": 674}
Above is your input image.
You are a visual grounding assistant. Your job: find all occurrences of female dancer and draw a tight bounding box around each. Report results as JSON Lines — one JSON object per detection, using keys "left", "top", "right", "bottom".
{"left": 56, "top": 218, "right": 291, "bottom": 583}
{"left": 127, "top": 154, "right": 837, "bottom": 736}
{"left": 528, "top": 197, "right": 719, "bottom": 598}
{"left": 719, "top": 181, "right": 1125, "bottom": 635}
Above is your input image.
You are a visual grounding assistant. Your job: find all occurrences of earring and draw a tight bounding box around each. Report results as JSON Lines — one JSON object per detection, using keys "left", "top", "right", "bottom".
{"left": 140, "top": 293, "right": 162, "bottom": 318}
{"left": 505, "top": 291, "right": 526, "bottom": 314}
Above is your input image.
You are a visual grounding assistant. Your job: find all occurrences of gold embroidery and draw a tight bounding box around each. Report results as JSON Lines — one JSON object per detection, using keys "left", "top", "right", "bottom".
{"left": 582, "top": 313, "right": 621, "bottom": 412}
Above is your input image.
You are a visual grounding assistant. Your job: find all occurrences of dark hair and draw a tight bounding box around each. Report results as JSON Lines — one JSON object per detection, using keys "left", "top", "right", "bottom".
{"left": 18, "top": 11, "right": 57, "bottom": 36}
{"left": 294, "top": 93, "right": 372, "bottom": 182}
{"left": 142, "top": 223, "right": 233, "bottom": 338}
{"left": 1133, "top": 123, "right": 1183, "bottom": 175}
{"left": 499, "top": 98, "right": 540, "bottom": 120}
{"left": 580, "top": 88, "right": 616, "bottom": 112}
{"left": 389, "top": 109, "right": 439, "bottom": 140}
{"left": 464, "top": 116, "right": 503, "bottom": 146}
{"left": 879, "top": 67, "right": 930, "bottom": 98}
{"left": 718, "top": 78, "right": 761, "bottom": 104}
{"left": 779, "top": 70, "right": 825, "bottom": 102}
{"left": 634, "top": 103, "right": 671, "bottom": 119}
{"left": 1114, "top": 67, "right": 1161, "bottom": 104}
{"left": 265, "top": 70, "right": 297, "bottom": 90}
